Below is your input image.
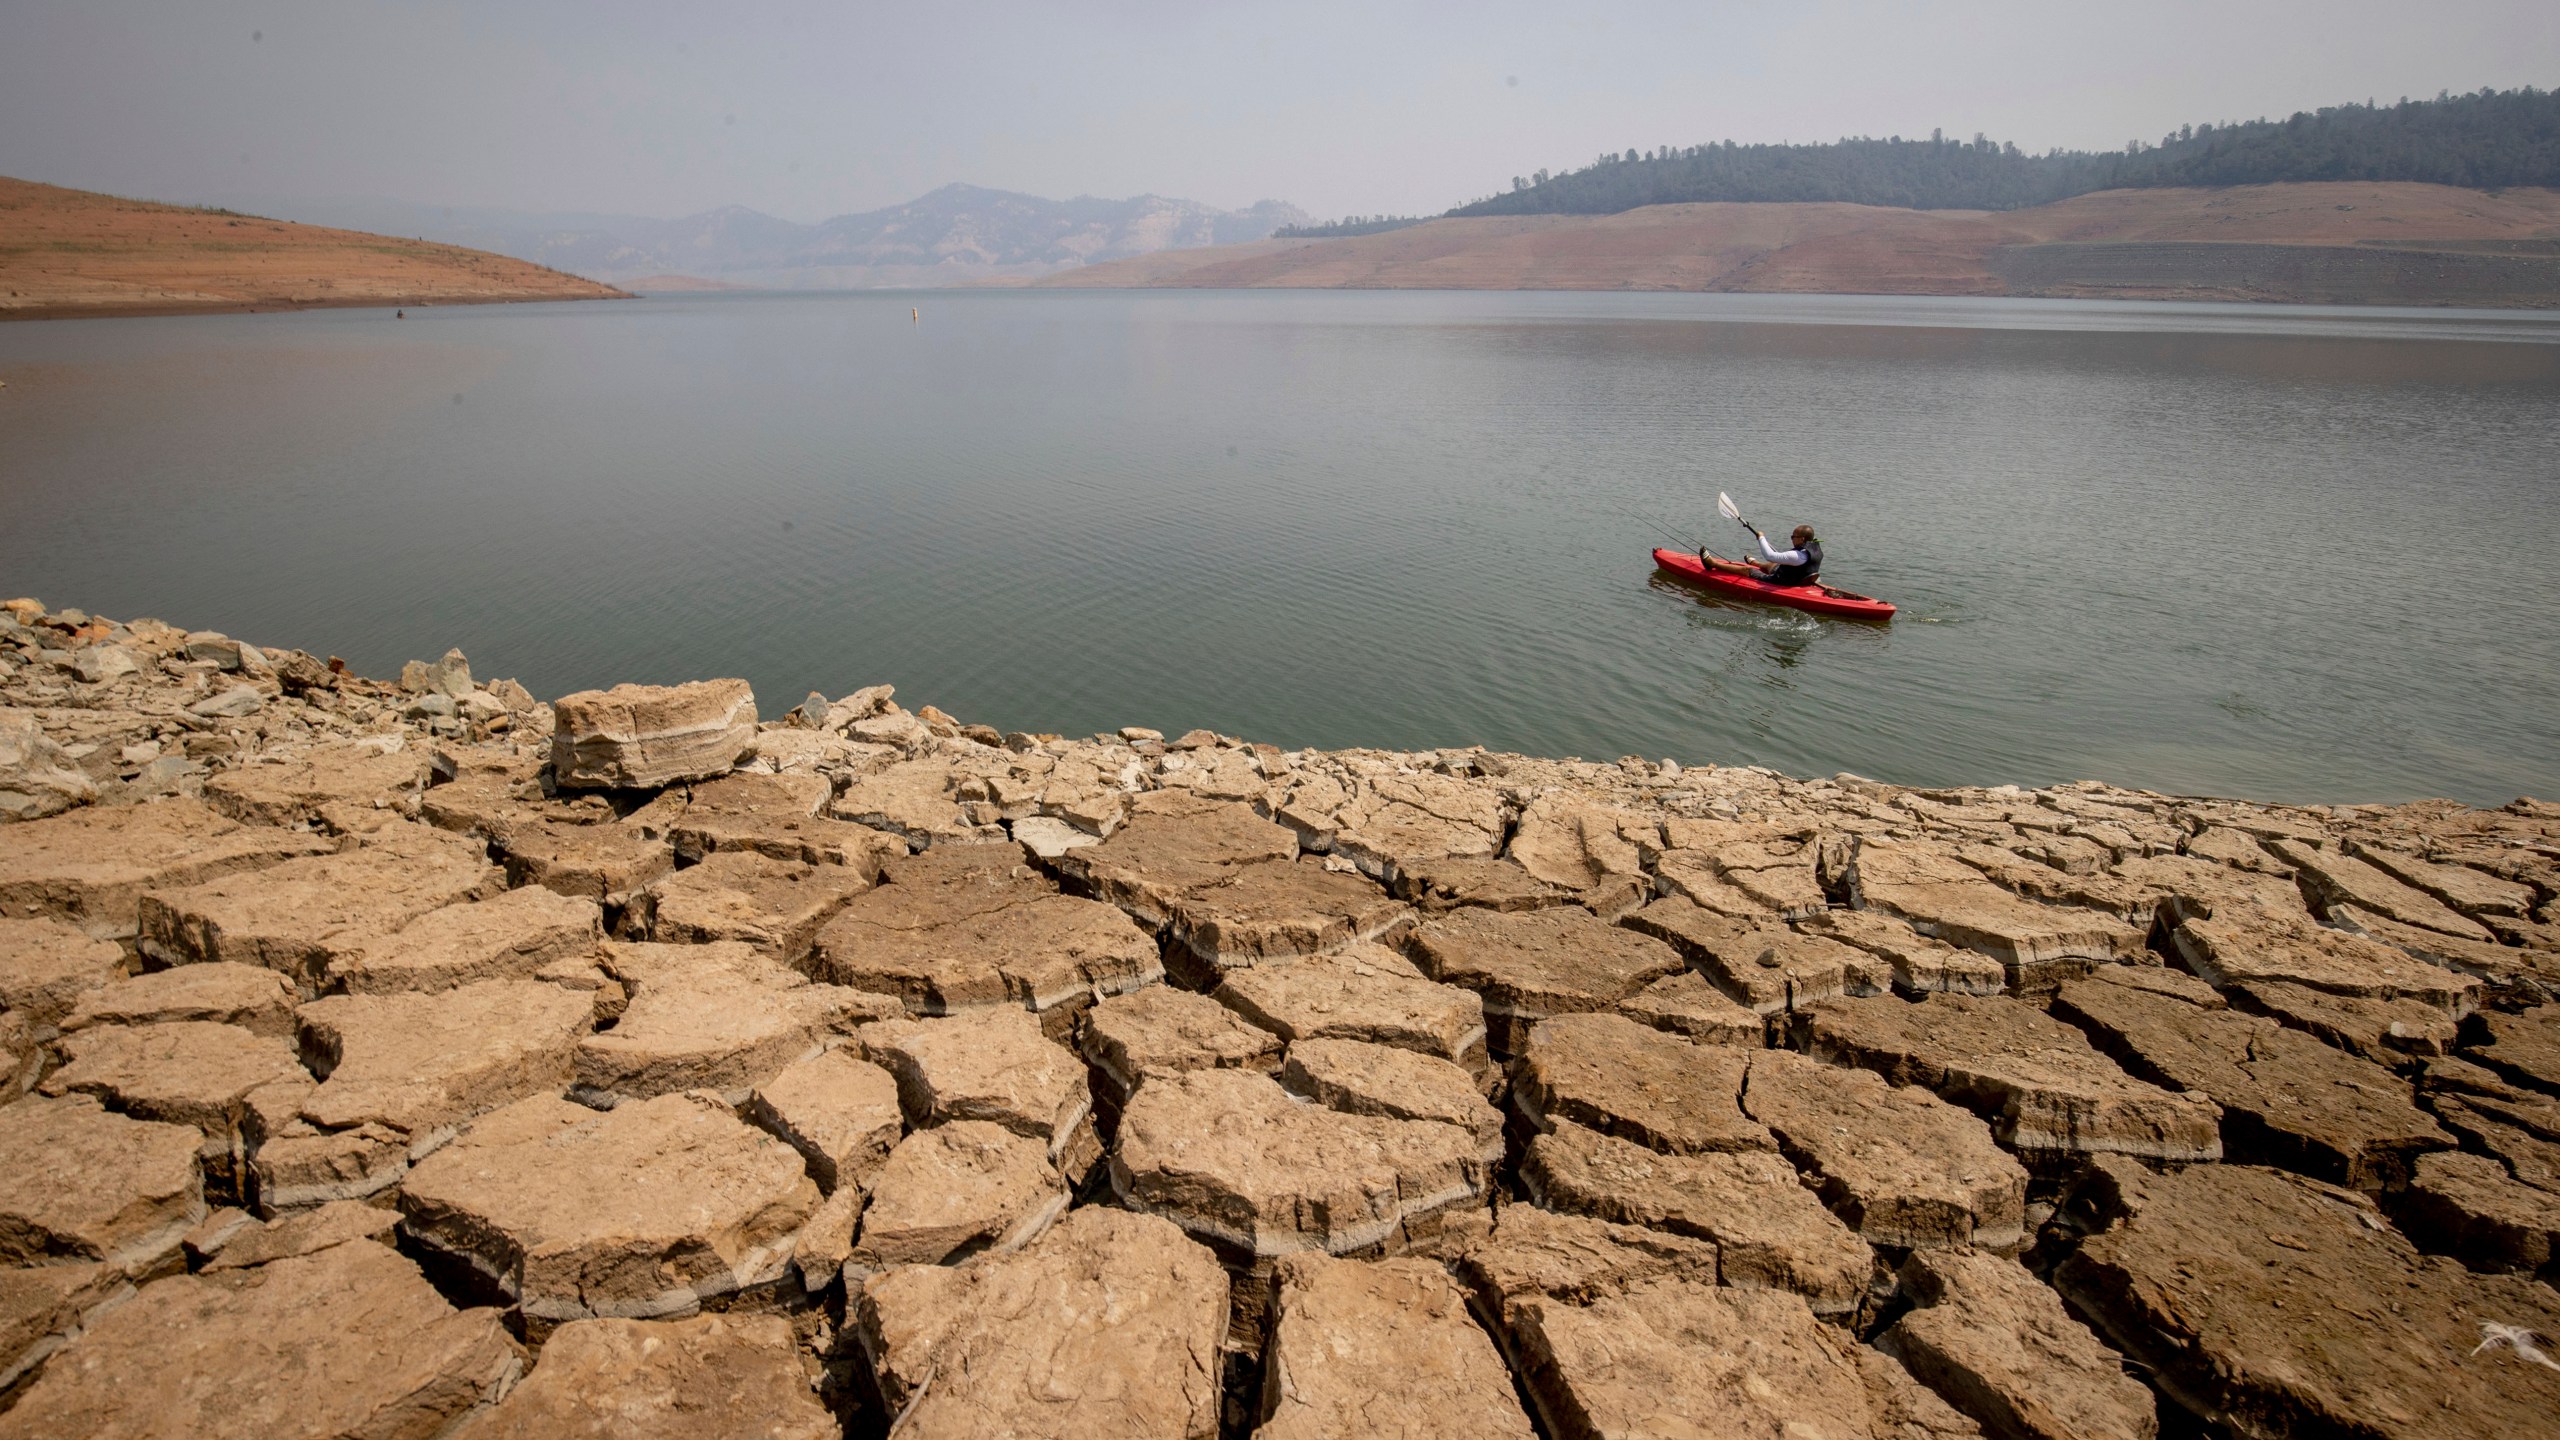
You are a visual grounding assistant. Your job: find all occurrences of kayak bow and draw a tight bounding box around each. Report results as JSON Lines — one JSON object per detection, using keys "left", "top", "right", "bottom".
{"left": 1651, "top": 548, "right": 1897, "bottom": 621}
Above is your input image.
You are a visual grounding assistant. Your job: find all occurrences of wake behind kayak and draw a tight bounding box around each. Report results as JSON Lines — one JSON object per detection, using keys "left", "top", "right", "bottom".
{"left": 1651, "top": 548, "right": 1898, "bottom": 621}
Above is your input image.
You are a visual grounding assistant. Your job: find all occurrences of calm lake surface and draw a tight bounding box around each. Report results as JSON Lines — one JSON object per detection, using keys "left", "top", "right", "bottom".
{"left": 4, "top": 290, "right": 2557, "bottom": 806}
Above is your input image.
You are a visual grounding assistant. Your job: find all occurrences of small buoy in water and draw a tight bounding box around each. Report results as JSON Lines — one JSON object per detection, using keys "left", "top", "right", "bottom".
{"left": 911, "top": 307, "right": 919, "bottom": 323}
{"left": 395, "top": 309, "right": 404, "bottom": 319}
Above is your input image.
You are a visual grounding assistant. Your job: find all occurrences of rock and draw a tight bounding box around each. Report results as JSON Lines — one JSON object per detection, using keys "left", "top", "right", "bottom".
{"left": 1849, "top": 838, "right": 2143, "bottom": 988}
{"left": 1407, "top": 906, "right": 1686, "bottom": 1057}
{"left": 631, "top": 771, "right": 905, "bottom": 872}
{"left": 1512, "top": 1012, "right": 1773, "bottom": 1156}
{"left": 0, "top": 1260, "right": 129, "bottom": 1395}
{"left": 2230, "top": 979, "right": 2463, "bottom": 1063}
{"left": 1391, "top": 855, "right": 1579, "bottom": 914}
{"left": 2052, "top": 975, "right": 2451, "bottom": 1191}
{"left": 2109, "top": 852, "right": 2311, "bottom": 928}
{"left": 2346, "top": 839, "right": 2539, "bottom": 919}
{"left": 2402, "top": 1149, "right": 2560, "bottom": 1276}
{"left": 1798, "top": 909, "right": 2010, "bottom": 997}
{"left": 1047, "top": 792, "right": 1298, "bottom": 928}
{"left": 851, "top": 1120, "right": 1066, "bottom": 1267}
{"left": 70, "top": 644, "right": 141, "bottom": 685}
{"left": 1081, "top": 984, "right": 1283, "bottom": 1112}
{"left": 790, "top": 1181, "right": 864, "bottom": 1292}
{"left": 327, "top": 885, "right": 604, "bottom": 994}
{"left": 1455, "top": 1203, "right": 1721, "bottom": 1316}
{"left": 861, "top": 1007, "right": 1095, "bottom": 1179}
{"left": 1010, "top": 813, "right": 1098, "bottom": 858}
{"left": 59, "top": 961, "right": 296, "bottom": 1037}
{"left": 2055, "top": 1163, "right": 2560, "bottom": 1440}
{"left": 827, "top": 757, "right": 1000, "bottom": 844}
{"left": 2270, "top": 837, "right": 2498, "bottom": 941}
{"left": 296, "top": 979, "right": 595, "bottom": 1141}
{"left": 450, "top": 1313, "right": 834, "bottom": 1440}
{"left": 0, "top": 798, "right": 333, "bottom": 938}
{"left": 41, "top": 1021, "right": 307, "bottom": 1197}
{"left": 1503, "top": 1277, "right": 1977, "bottom": 1439}
{"left": 2330, "top": 902, "right": 2560, "bottom": 1010}
{"left": 1211, "top": 943, "right": 1489, "bottom": 1073}
{"left": 1613, "top": 968, "right": 1768, "bottom": 1043}
{"left": 137, "top": 828, "right": 505, "bottom": 994}
{"left": 1163, "top": 856, "right": 1412, "bottom": 981}
{"left": 1110, "top": 1067, "right": 1489, "bottom": 1260}
{"left": 2472, "top": 1004, "right": 2560, "bottom": 1095}
{"left": 0, "top": 915, "right": 124, "bottom": 1028}
{"left": 1623, "top": 899, "right": 1880, "bottom": 1014}
{"left": 0, "top": 709, "right": 98, "bottom": 820}
{"left": 246, "top": 1121, "right": 410, "bottom": 1213}
{"left": 400, "top": 1092, "right": 817, "bottom": 1324}
{"left": 2170, "top": 907, "right": 2480, "bottom": 1011}
{"left": 742, "top": 1047, "right": 904, "bottom": 1194}
{"left": 1310, "top": 772, "right": 1508, "bottom": 884}
{"left": 548, "top": 678, "right": 756, "bottom": 789}
{"left": 576, "top": 943, "right": 887, "bottom": 1105}
{"left": 203, "top": 739, "right": 433, "bottom": 825}
{"left": 1280, "top": 1038, "right": 1504, "bottom": 1160}
{"left": 1520, "top": 1118, "right": 1872, "bottom": 1316}
{"left": 0, "top": 1095, "right": 204, "bottom": 1271}
{"left": 853, "top": 1206, "right": 1228, "bottom": 1440}
{"left": 623, "top": 849, "right": 876, "bottom": 965}
{"left": 0, "top": 1009, "right": 32, "bottom": 1103}
{"left": 1742, "top": 1050, "right": 2029, "bottom": 1251}
{"left": 1792, "top": 994, "right": 2223, "bottom": 1166}
{"left": 810, "top": 843, "right": 1160, "bottom": 1022}
{"left": 189, "top": 684, "right": 264, "bottom": 718}
{"left": 197, "top": 1197, "right": 399, "bottom": 1271}
{"left": 1877, "top": 1248, "right": 2156, "bottom": 1440}
{"left": 1255, "top": 1252, "right": 1536, "bottom": 1439}
{"left": 492, "top": 816, "right": 674, "bottom": 903}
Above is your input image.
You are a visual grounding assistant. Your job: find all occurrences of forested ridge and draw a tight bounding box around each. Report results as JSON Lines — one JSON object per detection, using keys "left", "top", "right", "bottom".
{"left": 1450, "top": 87, "right": 2560, "bottom": 217}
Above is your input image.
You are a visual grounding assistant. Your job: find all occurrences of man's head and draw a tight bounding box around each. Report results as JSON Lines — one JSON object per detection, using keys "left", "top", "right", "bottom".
{"left": 1792, "top": 525, "right": 1816, "bottom": 547}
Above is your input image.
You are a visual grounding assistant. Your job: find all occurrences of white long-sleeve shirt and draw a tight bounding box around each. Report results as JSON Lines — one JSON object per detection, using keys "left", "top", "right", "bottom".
{"left": 1757, "top": 535, "right": 1810, "bottom": 565}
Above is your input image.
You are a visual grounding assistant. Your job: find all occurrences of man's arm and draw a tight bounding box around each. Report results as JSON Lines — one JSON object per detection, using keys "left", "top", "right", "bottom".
{"left": 1756, "top": 535, "right": 1806, "bottom": 565}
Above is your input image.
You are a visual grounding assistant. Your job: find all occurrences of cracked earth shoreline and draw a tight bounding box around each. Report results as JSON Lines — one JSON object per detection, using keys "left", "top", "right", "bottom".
{"left": 2, "top": 595, "right": 2556, "bottom": 1439}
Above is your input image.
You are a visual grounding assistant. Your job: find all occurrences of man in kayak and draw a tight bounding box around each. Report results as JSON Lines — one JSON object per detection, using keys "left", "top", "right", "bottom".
{"left": 1701, "top": 525, "right": 1822, "bottom": 586}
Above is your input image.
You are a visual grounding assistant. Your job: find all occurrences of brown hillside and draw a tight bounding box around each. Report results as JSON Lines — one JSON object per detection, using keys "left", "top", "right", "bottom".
{"left": 0, "top": 176, "right": 628, "bottom": 320}
{"left": 1038, "top": 183, "right": 2560, "bottom": 306}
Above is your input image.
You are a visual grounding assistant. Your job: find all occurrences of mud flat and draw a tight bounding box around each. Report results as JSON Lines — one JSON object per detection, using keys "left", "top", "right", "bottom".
{"left": 3, "top": 595, "right": 2558, "bottom": 1437}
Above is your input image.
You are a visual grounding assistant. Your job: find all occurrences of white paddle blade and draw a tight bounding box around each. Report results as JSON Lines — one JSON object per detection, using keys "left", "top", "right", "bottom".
{"left": 1717, "top": 492, "right": 1741, "bottom": 522}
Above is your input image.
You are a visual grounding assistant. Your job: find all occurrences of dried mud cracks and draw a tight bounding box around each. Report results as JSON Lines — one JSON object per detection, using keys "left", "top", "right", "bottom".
{"left": 2, "top": 597, "right": 2559, "bottom": 1438}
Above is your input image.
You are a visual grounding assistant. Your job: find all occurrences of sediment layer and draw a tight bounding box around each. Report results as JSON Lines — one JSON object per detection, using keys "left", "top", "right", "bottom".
{"left": 3, "top": 594, "right": 2557, "bottom": 1436}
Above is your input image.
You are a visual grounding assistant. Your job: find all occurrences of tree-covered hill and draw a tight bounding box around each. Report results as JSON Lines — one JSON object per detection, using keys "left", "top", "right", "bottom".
{"left": 1451, "top": 87, "right": 2560, "bottom": 217}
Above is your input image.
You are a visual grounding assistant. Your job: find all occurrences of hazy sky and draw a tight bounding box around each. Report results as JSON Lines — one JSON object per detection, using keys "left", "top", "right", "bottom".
{"left": 4, "top": 1, "right": 2554, "bottom": 223}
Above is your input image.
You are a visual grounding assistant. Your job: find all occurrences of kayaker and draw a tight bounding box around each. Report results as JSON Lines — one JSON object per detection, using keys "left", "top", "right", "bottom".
{"left": 1701, "top": 525, "right": 1822, "bottom": 586}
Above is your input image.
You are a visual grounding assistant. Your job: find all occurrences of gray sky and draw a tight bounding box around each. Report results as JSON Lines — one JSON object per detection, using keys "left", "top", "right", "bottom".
{"left": 3, "top": 1, "right": 2554, "bottom": 223}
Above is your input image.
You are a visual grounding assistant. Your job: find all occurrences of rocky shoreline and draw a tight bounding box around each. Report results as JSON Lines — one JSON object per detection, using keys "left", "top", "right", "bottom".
{"left": 2, "top": 595, "right": 2556, "bottom": 1439}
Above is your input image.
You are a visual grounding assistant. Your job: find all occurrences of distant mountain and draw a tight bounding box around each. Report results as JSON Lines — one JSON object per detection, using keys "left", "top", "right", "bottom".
{"left": 228, "top": 185, "right": 1309, "bottom": 289}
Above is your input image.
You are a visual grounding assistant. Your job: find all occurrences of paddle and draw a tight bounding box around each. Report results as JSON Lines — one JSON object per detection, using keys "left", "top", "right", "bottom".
{"left": 1717, "top": 491, "right": 1762, "bottom": 544}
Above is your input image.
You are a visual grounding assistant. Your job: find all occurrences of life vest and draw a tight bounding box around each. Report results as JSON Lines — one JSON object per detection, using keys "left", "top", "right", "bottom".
{"left": 1770, "top": 539, "right": 1822, "bottom": 586}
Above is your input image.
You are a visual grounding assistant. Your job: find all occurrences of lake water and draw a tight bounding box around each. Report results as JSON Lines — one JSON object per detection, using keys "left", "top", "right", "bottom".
{"left": 4, "top": 290, "right": 2557, "bottom": 806}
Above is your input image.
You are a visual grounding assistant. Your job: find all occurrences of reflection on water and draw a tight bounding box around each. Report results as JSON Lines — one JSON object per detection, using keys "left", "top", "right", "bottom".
{"left": 1, "top": 289, "right": 2555, "bottom": 805}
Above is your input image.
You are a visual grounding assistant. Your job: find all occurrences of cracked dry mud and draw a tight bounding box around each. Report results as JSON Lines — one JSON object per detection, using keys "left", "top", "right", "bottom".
{"left": 3, "top": 598, "right": 2559, "bottom": 1438}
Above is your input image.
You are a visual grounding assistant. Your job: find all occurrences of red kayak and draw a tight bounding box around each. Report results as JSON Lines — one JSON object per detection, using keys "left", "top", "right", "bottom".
{"left": 1651, "top": 548, "right": 1898, "bottom": 621}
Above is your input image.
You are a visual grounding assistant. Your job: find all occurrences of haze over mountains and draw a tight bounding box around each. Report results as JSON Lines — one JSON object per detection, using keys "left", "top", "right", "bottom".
{"left": 235, "top": 184, "right": 1310, "bottom": 290}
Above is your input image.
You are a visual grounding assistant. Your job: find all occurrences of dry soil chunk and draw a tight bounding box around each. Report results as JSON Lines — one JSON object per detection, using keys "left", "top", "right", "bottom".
{"left": 136, "top": 832, "right": 504, "bottom": 993}
{"left": 2472, "top": 1004, "right": 2560, "bottom": 1095}
{"left": 203, "top": 741, "right": 433, "bottom": 826}
{"left": 1408, "top": 906, "right": 1686, "bottom": 1056}
{"left": 0, "top": 916, "right": 123, "bottom": 1028}
{"left": 550, "top": 678, "right": 757, "bottom": 789}
{"left": 2347, "top": 841, "right": 2538, "bottom": 919}
{"left": 1623, "top": 899, "right": 1872, "bottom": 1013}
{"left": 1851, "top": 838, "right": 2143, "bottom": 983}
{"left": 1212, "top": 943, "right": 1488, "bottom": 1072}
{"left": 451, "top": 1312, "right": 834, "bottom": 1440}
{"left": 2055, "top": 1163, "right": 2560, "bottom": 1440}
{"left": 863, "top": 1007, "right": 1093, "bottom": 1170}
{"left": 812, "top": 843, "right": 1161, "bottom": 1016}
{"left": 2052, "top": 977, "right": 2449, "bottom": 1191}
{"left": 0, "top": 1095, "right": 203, "bottom": 1269}
{"left": 42, "top": 1021, "right": 305, "bottom": 1174}
{"left": 1609, "top": 967, "right": 1766, "bottom": 1043}
{"left": 1508, "top": 1279, "right": 1978, "bottom": 1440}
{"left": 636, "top": 770, "right": 904, "bottom": 872}
{"left": 2270, "top": 837, "right": 2498, "bottom": 940}
{"left": 60, "top": 960, "right": 295, "bottom": 1037}
{"left": 1392, "top": 855, "right": 1578, "bottom": 914}
{"left": 854, "top": 1206, "right": 1228, "bottom": 1440}
{"left": 1255, "top": 1252, "right": 1536, "bottom": 1440}
{"left": 1049, "top": 792, "right": 1298, "bottom": 927}
{"left": 198, "top": 1196, "right": 399, "bottom": 1271}
{"left": 1878, "top": 1248, "right": 2156, "bottom": 1440}
{"left": 0, "top": 798, "right": 334, "bottom": 939}
{"left": 1456, "top": 1203, "right": 1721, "bottom": 1314}
{"left": 743, "top": 1047, "right": 904, "bottom": 1194}
{"left": 1111, "top": 1067, "right": 1489, "bottom": 1259}
{"left": 576, "top": 946, "right": 885, "bottom": 1105}
{"left": 1799, "top": 908, "right": 2010, "bottom": 997}
{"left": 852, "top": 1119, "right": 1066, "bottom": 1267}
{"left": 2229, "top": 980, "right": 2462, "bottom": 1063}
{"left": 491, "top": 816, "right": 674, "bottom": 902}
{"left": 327, "top": 885, "right": 604, "bottom": 995}
{"left": 1743, "top": 1050, "right": 2028, "bottom": 1251}
{"left": 1514, "top": 1012, "right": 1771, "bottom": 1156}
{"left": 624, "top": 849, "right": 873, "bottom": 963}
{"left": 0, "top": 1260, "right": 127, "bottom": 1393}
{"left": 1521, "top": 1119, "right": 1871, "bottom": 1316}
{"left": 1281, "top": 1037, "right": 1504, "bottom": 1160}
{"left": 1166, "top": 857, "right": 1412, "bottom": 975}
{"left": 0, "top": 1239, "right": 520, "bottom": 1440}
{"left": 2171, "top": 908, "right": 2480, "bottom": 1010}
{"left": 400, "top": 1092, "right": 817, "bottom": 1323}
{"left": 1794, "top": 994, "right": 2223, "bottom": 1166}
{"left": 2402, "top": 1149, "right": 2560, "bottom": 1276}
{"left": 1083, "top": 984, "right": 1283, "bottom": 1107}
{"left": 298, "top": 979, "right": 594, "bottom": 1138}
